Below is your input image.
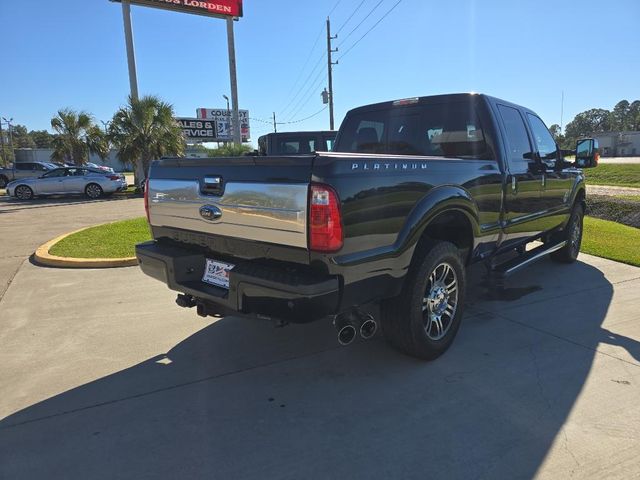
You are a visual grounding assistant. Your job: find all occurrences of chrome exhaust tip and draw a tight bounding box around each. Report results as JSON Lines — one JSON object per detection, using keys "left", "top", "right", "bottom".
{"left": 359, "top": 317, "right": 378, "bottom": 339}
{"left": 334, "top": 313, "right": 357, "bottom": 346}
{"left": 337, "top": 324, "right": 357, "bottom": 346}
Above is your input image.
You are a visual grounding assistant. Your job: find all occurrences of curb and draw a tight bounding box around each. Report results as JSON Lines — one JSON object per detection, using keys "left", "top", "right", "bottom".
{"left": 34, "top": 225, "right": 139, "bottom": 269}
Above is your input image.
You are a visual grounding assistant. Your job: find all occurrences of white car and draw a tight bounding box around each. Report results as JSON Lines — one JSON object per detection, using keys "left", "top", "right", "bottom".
{"left": 6, "top": 167, "right": 127, "bottom": 200}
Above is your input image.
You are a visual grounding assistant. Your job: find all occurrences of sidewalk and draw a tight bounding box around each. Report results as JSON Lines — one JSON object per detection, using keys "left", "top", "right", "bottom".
{"left": 587, "top": 184, "right": 640, "bottom": 196}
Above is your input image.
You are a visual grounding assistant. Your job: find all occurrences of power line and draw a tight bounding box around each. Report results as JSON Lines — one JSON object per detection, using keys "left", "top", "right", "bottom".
{"left": 277, "top": 23, "right": 325, "bottom": 114}
{"left": 286, "top": 65, "right": 327, "bottom": 121}
{"left": 327, "top": 0, "right": 343, "bottom": 17}
{"left": 280, "top": 52, "right": 327, "bottom": 118}
{"left": 277, "top": 0, "right": 345, "bottom": 117}
{"left": 338, "top": 0, "right": 385, "bottom": 47}
{"left": 338, "top": 0, "right": 403, "bottom": 61}
{"left": 281, "top": 106, "right": 329, "bottom": 124}
{"left": 335, "top": 0, "right": 367, "bottom": 35}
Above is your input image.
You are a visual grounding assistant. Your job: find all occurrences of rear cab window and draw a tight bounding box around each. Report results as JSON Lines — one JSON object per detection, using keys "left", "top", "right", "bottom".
{"left": 334, "top": 101, "right": 493, "bottom": 159}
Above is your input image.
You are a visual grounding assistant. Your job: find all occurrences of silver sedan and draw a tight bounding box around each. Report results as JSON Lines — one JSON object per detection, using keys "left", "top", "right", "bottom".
{"left": 5, "top": 167, "right": 128, "bottom": 200}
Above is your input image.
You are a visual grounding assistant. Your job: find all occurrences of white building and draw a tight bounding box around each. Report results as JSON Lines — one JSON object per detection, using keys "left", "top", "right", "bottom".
{"left": 591, "top": 131, "right": 640, "bottom": 157}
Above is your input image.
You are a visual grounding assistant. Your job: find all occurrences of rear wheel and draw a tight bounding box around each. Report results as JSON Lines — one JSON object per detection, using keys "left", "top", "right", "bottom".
{"left": 15, "top": 185, "right": 34, "bottom": 200}
{"left": 551, "top": 203, "right": 584, "bottom": 263}
{"left": 381, "top": 240, "right": 466, "bottom": 360}
{"left": 0, "top": 175, "right": 8, "bottom": 188}
{"left": 85, "top": 183, "right": 103, "bottom": 199}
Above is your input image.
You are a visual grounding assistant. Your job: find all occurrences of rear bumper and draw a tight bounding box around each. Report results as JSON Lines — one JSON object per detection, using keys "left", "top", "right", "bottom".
{"left": 136, "top": 241, "right": 340, "bottom": 323}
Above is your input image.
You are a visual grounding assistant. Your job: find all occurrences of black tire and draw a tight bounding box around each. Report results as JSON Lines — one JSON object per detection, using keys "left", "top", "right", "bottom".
{"left": 85, "top": 183, "right": 103, "bottom": 199}
{"left": 0, "top": 175, "right": 8, "bottom": 188}
{"left": 14, "top": 185, "right": 34, "bottom": 200}
{"left": 551, "top": 203, "right": 584, "bottom": 264}
{"left": 381, "top": 240, "right": 466, "bottom": 360}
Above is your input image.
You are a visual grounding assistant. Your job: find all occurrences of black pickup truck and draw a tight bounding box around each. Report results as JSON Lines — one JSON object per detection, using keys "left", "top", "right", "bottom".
{"left": 137, "top": 93, "right": 598, "bottom": 360}
{"left": 255, "top": 130, "right": 337, "bottom": 155}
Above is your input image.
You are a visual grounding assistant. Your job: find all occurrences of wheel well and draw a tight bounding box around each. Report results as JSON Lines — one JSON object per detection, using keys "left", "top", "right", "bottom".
{"left": 418, "top": 210, "right": 474, "bottom": 264}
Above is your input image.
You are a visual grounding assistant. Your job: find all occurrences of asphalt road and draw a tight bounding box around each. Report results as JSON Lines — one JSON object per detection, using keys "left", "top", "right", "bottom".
{"left": 1, "top": 196, "right": 640, "bottom": 479}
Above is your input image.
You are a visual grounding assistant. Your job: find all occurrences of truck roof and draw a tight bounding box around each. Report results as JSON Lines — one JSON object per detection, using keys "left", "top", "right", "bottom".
{"left": 346, "top": 93, "right": 538, "bottom": 117}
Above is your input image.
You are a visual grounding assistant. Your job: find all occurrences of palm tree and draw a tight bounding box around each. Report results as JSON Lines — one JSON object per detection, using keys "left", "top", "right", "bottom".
{"left": 109, "top": 95, "right": 185, "bottom": 180}
{"left": 50, "top": 109, "right": 108, "bottom": 165}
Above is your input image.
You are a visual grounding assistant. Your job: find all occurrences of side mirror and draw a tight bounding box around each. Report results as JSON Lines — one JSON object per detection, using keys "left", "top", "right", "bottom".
{"left": 575, "top": 138, "right": 599, "bottom": 168}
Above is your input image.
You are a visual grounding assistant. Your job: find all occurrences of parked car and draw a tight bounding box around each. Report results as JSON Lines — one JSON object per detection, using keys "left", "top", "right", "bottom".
{"left": 136, "top": 93, "right": 598, "bottom": 360}
{"left": 0, "top": 161, "right": 57, "bottom": 188}
{"left": 6, "top": 167, "right": 127, "bottom": 200}
{"left": 86, "top": 162, "right": 115, "bottom": 173}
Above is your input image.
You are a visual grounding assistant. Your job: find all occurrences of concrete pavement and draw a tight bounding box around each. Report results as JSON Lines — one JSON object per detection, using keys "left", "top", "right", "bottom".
{"left": 0, "top": 194, "right": 144, "bottom": 300}
{"left": 1, "top": 197, "right": 640, "bottom": 479}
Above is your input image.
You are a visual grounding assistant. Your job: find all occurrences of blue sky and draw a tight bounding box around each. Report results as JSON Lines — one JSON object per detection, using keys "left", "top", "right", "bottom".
{"left": 1, "top": 0, "right": 638, "bottom": 143}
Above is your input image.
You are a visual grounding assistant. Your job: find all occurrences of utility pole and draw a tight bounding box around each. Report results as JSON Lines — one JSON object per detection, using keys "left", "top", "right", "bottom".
{"left": 273, "top": 112, "right": 277, "bottom": 133}
{"left": 326, "top": 17, "right": 338, "bottom": 131}
{"left": 3, "top": 118, "right": 14, "bottom": 162}
{"left": 121, "top": 0, "right": 139, "bottom": 101}
{"left": 226, "top": 18, "right": 242, "bottom": 146}
{"left": 560, "top": 90, "right": 565, "bottom": 134}
{"left": 0, "top": 119, "right": 5, "bottom": 165}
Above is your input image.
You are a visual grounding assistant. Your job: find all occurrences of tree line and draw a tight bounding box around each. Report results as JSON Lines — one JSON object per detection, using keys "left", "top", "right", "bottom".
{"left": 0, "top": 96, "right": 185, "bottom": 177}
{"left": 550, "top": 99, "right": 640, "bottom": 149}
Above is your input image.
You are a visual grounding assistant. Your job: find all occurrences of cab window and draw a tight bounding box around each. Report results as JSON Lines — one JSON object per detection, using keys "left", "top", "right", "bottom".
{"left": 497, "top": 105, "right": 533, "bottom": 168}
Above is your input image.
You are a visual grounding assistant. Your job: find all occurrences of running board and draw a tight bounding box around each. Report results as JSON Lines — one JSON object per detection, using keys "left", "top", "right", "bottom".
{"left": 491, "top": 241, "right": 567, "bottom": 278}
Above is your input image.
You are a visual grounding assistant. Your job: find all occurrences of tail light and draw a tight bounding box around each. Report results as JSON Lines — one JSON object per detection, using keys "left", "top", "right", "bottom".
{"left": 309, "top": 184, "right": 343, "bottom": 252}
{"left": 107, "top": 175, "right": 120, "bottom": 180}
{"left": 144, "top": 178, "right": 150, "bottom": 223}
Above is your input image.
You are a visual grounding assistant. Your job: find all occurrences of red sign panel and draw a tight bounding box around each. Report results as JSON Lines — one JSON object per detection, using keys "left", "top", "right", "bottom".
{"left": 111, "top": 0, "right": 243, "bottom": 19}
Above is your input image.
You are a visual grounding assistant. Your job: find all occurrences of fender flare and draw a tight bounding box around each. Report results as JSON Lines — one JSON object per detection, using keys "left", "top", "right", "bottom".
{"left": 394, "top": 185, "right": 480, "bottom": 253}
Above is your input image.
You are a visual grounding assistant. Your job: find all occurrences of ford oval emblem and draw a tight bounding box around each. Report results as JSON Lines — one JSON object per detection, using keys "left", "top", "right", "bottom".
{"left": 199, "top": 205, "right": 222, "bottom": 221}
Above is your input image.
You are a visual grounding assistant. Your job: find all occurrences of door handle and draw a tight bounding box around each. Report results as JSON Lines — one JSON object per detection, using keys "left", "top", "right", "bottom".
{"left": 511, "top": 176, "right": 517, "bottom": 192}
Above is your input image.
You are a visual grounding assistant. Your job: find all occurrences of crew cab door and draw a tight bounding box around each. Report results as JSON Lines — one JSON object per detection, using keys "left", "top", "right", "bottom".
{"left": 525, "top": 113, "right": 573, "bottom": 229}
{"left": 495, "top": 104, "right": 546, "bottom": 244}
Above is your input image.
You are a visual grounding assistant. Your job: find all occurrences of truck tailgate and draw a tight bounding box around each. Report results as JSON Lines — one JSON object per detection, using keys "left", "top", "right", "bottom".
{"left": 148, "top": 156, "right": 313, "bottom": 249}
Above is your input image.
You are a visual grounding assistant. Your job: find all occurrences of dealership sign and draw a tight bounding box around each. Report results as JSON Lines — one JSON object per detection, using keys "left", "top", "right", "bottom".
{"left": 110, "top": 0, "right": 243, "bottom": 19}
{"left": 196, "top": 108, "right": 250, "bottom": 141}
{"left": 177, "top": 118, "right": 218, "bottom": 141}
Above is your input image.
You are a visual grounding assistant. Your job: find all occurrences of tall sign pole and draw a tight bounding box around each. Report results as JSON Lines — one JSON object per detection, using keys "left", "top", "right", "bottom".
{"left": 326, "top": 17, "right": 337, "bottom": 131}
{"left": 121, "top": 0, "right": 139, "bottom": 101}
{"left": 226, "top": 18, "right": 242, "bottom": 146}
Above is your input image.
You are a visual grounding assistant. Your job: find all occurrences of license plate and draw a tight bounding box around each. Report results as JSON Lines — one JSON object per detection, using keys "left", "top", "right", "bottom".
{"left": 202, "top": 259, "right": 235, "bottom": 289}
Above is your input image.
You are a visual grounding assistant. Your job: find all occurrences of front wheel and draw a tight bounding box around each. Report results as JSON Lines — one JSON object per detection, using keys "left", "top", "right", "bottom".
{"left": 15, "top": 185, "right": 34, "bottom": 200}
{"left": 85, "top": 183, "right": 103, "bottom": 199}
{"left": 381, "top": 240, "right": 466, "bottom": 360}
{"left": 551, "top": 203, "right": 584, "bottom": 263}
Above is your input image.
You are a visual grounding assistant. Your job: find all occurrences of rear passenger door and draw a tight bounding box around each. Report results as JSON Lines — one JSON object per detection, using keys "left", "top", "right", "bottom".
{"left": 496, "top": 104, "right": 546, "bottom": 244}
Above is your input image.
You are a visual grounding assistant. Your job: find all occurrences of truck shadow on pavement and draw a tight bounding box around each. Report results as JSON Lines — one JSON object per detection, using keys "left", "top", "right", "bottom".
{"left": 1, "top": 260, "right": 638, "bottom": 479}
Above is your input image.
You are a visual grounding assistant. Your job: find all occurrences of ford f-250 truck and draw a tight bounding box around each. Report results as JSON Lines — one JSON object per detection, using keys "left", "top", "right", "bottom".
{"left": 136, "top": 93, "right": 598, "bottom": 360}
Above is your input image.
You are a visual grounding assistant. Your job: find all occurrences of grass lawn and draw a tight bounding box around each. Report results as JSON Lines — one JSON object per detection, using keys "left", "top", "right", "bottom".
{"left": 581, "top": 216, "right": 640, "bottom": 267}
{"left": 49, "top": 217, "right": 151, "bottom": 259}
{"left": 585, "top": 164, "right": 640, "bottom": 188}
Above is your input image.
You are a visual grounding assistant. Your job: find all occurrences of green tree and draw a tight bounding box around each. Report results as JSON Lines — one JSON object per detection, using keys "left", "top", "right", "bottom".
{"left": 11, "top": 124, "right": 36, "bottom": 149}
{"left": 611, "top": 100, "right": 630, "bottom": 131}
{"left": 108, "top": 95, "right": 185, "bottom": 179}
{"left": 628, "top": 100, "right": 640, "bottom": 131}
{"left": 563, "top": 108, "right": 612, "bottom": 148}
{"left": 29, "top": 130, "right": 55, "bottom": 148}
{"left": 50, "top": 109, "right": 108, "bottom": 165}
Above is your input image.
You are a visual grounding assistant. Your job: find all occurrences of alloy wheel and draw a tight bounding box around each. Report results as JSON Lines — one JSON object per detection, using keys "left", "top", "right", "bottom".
{"left": 422, "top": 262, "right": 459, "bottom": 340}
